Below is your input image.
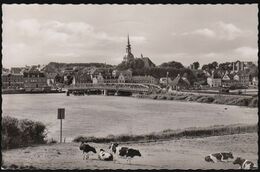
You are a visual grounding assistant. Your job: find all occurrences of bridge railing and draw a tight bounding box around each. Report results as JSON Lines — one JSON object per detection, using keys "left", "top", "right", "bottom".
{"left": 65, "top": 83, "right": 150, "bottom": 92}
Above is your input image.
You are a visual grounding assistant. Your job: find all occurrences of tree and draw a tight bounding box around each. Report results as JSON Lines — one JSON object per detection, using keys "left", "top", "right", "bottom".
{"left": 219, "top": 62, "right": 232, "bottom": 71}
{"left": 212, "top": 61, "right": 218, "bottom": 69}
{"left": 54, "top": 74, "right": 64, "bottom": 83}
{"left": 202, "top": 64, "right": 209, "bottom": 71}
{"left": 159, "top": 61, "right": 184, "bottom": 69}
{"left": 193, "top": 62, "right": 200, "bottom": 69}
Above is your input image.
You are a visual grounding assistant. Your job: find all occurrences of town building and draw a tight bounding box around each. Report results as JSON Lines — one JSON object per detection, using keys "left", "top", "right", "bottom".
{"left": 46, "top": 73, "right": 58, "bottom": 86}
{"left": 10, "top": 67, "right": 24, "bottom": 74}
{"left": 2, "top": 68, "right": 10, "bottom": 73}
{"left": 23, "top": 67, "right": 50, "bottom": 92}
{"left": 233, "top": 71, "right": 250, "bottom": 86}
{"left": 252, "top": 77, "right": 258, "bottom": 86}
{"left": 112, "top": 69, "right": 120, "bottom": 78}
{"left": 72, "top": 71, "right": 92, "bottom": 85}
{"left": 117, "top": 70, "right": 133, "bottom": 83}
{"left": 132, "top": 75, "right": 158, "bottom": 84}
{"left": 207, "top": 71, "right": 222, "bottom": 87}
{"left": 2, "top": 73, "right": 24, "bottom": 89}
{"left": 140, "top": 54, "right": 156, "bottom": 68}
{"left": 169, "top": 74, "right": 190, "bottom": 90}
{"left": 159, "top": 77, "right": 173, "bottom": 86}
{"left": 92, "top": 73, "right": 104, "bottom": 84}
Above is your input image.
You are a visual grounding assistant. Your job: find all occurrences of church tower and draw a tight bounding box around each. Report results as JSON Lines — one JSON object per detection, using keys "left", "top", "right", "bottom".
{"left": 123, "top": 34, "right": 135, "bottom": 62}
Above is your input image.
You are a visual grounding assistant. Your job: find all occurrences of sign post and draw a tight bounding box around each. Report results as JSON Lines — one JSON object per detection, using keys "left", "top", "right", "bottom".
{"left": 57, "top": 108, "right": 65, "bottom": 143}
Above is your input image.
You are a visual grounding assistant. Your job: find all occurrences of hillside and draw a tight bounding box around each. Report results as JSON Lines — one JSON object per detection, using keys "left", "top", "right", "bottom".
{"left": 43, "top": 62, "right": 114, "bottom": 73}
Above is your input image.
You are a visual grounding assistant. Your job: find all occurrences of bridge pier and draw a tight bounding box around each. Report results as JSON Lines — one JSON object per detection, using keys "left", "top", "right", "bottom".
{"left": 103, "top": 89, "right": 108, "bottom": 96}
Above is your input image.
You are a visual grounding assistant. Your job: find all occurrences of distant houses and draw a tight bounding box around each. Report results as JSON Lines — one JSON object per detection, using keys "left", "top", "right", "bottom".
{"left": 2, "top": 73, "right": 24, "bottom": 89}
{"left": 206, "top": 69, "right": 250, "bottom": 88}
{"left": 159, "top": 77, "right": 172, "bottom": 86}
{"left": 23, "top": 67, "right": 50, "bottom": 92}
{"left": 207, "top": 71, "right": 222, "bottom": 87}
{"left": 132, "top": 75, "right": 158, "bottom": 84}
{"left": 169, "top": 74, "right": 190, "bottom": 91}
{"left": 252, "top": 77, "right": 258, "bottom": 87}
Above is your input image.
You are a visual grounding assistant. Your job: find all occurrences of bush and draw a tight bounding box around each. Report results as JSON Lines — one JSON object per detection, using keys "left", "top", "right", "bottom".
{"left": 197, "top": 96, "right": 215, "bottom": 103}
{"left": 2, "top": 116, "right": 47, "bottom": 149}
{"left": 248, "top": 98, "right": 258, "bottom": 107}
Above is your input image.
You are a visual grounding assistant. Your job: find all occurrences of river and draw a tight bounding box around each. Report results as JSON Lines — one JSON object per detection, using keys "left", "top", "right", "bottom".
{"left": 2, "top": 94, "right": 258, "bottom": 142}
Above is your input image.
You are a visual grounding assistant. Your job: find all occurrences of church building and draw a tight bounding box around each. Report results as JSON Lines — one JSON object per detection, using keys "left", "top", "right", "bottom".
{"left": 123, "top": 35, "right": 135, "bottom": 63}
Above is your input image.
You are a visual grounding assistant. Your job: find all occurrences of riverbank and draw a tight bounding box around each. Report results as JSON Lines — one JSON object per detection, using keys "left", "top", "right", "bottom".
{"left": 73, "top": 123, "right": 257, "bottom": 143}
{"left": 2, "top": 133, "right": 257, "bottom": 169}
{"left": 2, "top": 89, "right": 65, "bottom": 94}
{"left": 134, "top": 92, "right": 258, "bottom": 107}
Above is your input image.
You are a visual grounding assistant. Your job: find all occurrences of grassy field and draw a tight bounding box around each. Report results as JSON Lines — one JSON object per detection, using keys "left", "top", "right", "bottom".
{"left": 2, "top": 133, "right": 258, "bottom": 170}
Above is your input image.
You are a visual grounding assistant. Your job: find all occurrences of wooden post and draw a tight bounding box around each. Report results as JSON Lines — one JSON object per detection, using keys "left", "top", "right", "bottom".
{"left": 58, "top": 108, "right": 65, "bottom": 143}
{"left": 60, "top": 118, "right": 62, "bottom": 143}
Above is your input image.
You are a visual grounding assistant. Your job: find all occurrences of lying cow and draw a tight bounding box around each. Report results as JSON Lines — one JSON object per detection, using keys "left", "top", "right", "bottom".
{"left": 109, "top": 143, "right": 141, "bottom": 163}
{"left": 98, "top": 149, "right": 113, "bottom": 161}
{"left": 79, "top": 142, "right": 97, "bottom": 160}
{"left": 233, "top": 157, "right": 257, "bottom": 169}
{"left": 205, "top": 152, "right": 234, "bottom": 163}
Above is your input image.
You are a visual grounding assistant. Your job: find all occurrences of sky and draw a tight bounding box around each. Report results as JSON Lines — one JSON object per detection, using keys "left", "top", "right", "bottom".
{"left": 2, "top": 4, "right": 258, "bottom": 68}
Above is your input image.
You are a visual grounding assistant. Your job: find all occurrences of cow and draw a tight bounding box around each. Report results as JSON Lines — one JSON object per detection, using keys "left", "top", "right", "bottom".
{"left": 233, "top": 157, "right": 257, "bottom": 169}
{"left": 109, "top": 143, "right": 141, "bottom": 163}
{"left": 204, "top": 152, "right": 234, "bottom": 163}
{"left": 79, "top": 142, "right": 97, "bottom": 160}
{"left": 98, "top": 149, "right": 113, "bottom": 161}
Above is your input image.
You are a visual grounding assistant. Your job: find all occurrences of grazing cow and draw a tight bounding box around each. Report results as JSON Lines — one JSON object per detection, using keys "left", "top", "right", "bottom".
{"left": 98, "top": 149, "right": 113, "bottom": 161}
{"left": 109, "top": 143, "right": 141, "bottom": 163}
{"left": 205, "top": 152, "right": 234, "bottom": 163}
{"left": 233, "top": 157, "right": 256, "bottom": 169}
{"left": 79, "top": 142, "right": 97, "bottom": 160}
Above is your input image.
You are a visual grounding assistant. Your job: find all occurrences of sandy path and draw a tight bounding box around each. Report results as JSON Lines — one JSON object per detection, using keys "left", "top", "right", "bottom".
{"left": 2, "top": 133, "right": 258, "bottom": 169}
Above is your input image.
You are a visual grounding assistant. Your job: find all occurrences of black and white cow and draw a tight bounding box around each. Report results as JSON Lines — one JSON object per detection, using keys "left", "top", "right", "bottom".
{"left": 109, "top": 143, "right": 141, "bottom": 163}
{"left": 205, "top": 152, "right": 234, "bottom": 163}
{"left": 79, "top": 142, "right": 97, "bottom": 160}
{"left": 233, "top": 157, "right": 257, "bottom": 170}
{"left": 98, "top": 149, "right": 113, "bottom": 161}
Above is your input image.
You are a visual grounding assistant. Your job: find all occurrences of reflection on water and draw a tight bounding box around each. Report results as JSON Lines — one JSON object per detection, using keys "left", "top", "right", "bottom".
{"left": 2, "top": 94, "right": 258, "bottom": 141}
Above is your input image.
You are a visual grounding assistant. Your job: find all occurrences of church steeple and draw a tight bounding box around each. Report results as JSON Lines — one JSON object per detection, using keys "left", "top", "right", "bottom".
{"left": 123, "top": 34, "right": 134, "bottom": 62}
{"left": 126, "top": 34, "right": 131, "bottom": 54}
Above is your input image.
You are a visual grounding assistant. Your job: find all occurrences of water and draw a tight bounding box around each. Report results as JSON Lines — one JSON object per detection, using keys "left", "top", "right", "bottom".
{"left": 2, "top": 94, "right": 258, "bottom": 142}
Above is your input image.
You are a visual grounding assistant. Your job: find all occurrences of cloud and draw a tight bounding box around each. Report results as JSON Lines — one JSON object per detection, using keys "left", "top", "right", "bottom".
{"left": 193, "top": 28, "right": 216, "bottom": 38}
{"left": 234, "top": 46, "right": 258, "bottom": 57}
{"left": 17, "top": 19, "right": 41, "bottom": 36}
{"left": 182, "top": 28, "right": 216, "bottom": 38}
{"left": 180, "top": 21, "right": 251, "bottom": 41}
{"left": 215, "top": 21, "right": 242, "bottom": 40}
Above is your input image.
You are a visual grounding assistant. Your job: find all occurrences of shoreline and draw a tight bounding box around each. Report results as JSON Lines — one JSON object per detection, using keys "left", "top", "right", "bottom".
{"left": 134, "top": 92, "right": 258, "bottom": 108}
{"left": 2, "top": 90, "right": 65, "bottom": 94}
{"left": 73, "top": 123, "right": 257, "bottom": 144}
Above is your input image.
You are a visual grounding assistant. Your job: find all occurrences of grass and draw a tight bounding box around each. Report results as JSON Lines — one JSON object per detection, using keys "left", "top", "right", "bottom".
{"left": 73, "top": 123, "right": 257, "bottom": 144}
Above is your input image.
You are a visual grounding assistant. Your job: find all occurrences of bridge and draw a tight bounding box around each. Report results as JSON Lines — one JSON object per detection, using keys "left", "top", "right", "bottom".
{"left": 64, "top": 83, "right": 162, "bottom": 95}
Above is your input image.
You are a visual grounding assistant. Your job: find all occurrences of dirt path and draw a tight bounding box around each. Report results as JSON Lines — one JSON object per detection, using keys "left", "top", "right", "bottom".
{"left": 2, "top": 133, "right": 258, "bottom": 169}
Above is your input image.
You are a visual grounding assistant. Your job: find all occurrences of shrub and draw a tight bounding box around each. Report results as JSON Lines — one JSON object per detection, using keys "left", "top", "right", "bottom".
{"left": 248, "top": 97, "right": 258, "bottom": 107}
{"left": 2, "top": 116, "right": 47, "bottom": 149}
{"left": 197, "top": 96, "right": 215, "bottom": 103}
